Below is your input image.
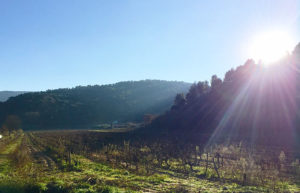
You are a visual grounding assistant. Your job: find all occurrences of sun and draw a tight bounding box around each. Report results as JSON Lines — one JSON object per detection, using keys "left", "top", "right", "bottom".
{"left": 248, "top": 30, "right": 295, "bottom": 65}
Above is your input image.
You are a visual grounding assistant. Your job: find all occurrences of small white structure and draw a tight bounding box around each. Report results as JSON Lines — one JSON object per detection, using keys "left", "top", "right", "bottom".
{"left": 0, "top": 135, "right": 2, "bottom": 139}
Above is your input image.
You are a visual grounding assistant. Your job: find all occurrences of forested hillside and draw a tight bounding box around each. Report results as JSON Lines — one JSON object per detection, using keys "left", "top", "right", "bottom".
{"left": 145, "top": 43, "right": 300, "bottom": 149}
{"left": 0, "top": 80, "right": 191, "bottom": 130}
{"left": 0, "top": 91, "right": 28, "bottom": 102}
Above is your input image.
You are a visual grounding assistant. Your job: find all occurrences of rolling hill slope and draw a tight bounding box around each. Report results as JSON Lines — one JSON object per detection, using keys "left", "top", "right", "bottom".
{"left": 0, "top": 91, "right": 28, "bottom": 102}
{"left": 143, "top": 43, "right": 300, "bottom": 149}
{"left": 0, "top": 80, "right": 191, "bottom": 130}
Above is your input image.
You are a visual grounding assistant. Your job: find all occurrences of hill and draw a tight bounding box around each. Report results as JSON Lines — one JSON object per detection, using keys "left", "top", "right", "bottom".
{"left": 143, "top": 43, "right": 300, "bottom": 149}
{"left": 0, "top": 91, "right": 28, "bottom": 102}
{"left": 0, "top": 80, "right": 191, "bottom": 130}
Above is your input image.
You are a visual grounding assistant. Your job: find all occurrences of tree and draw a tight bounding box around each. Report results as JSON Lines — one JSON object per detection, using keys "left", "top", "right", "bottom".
{"left": 293, "top": 42, "right": 300, "bottom": 63}
{"left": 224, "top": 69, "right": 235, "bottom": 82}
{"left": 2, "top": 115, "right": 22, "bottom": 134}
{"left": 186, "top": 84, "right": 199, "bottom": 102}
{"left": 186, "top": 81, "right": 210, "bottom": 102}
{"left": 172, "top": 93, "right": 186, "bottom": 110}
{"left": 211, "top": 75, "right": 222, "bottom": 90}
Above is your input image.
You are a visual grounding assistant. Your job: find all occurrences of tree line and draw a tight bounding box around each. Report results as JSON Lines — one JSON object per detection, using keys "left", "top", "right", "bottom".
{"left": 144, "top": 43, "right": 300, "bottom": 150}
{"left": 0, "top": 80, "right": 191, "bottom": 130}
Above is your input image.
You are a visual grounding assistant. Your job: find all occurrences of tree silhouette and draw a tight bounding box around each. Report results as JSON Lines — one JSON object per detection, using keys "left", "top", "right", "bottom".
{"left": 2, "top": 115, "right": 22, "bottom": 133}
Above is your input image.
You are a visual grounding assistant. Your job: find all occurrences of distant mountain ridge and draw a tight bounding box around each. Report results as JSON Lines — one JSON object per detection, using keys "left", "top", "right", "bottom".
{"left": 0, "top": 80, "right": 191, "bottom": 130}
{"left": 0, "top": 91, "right": 28, "bottom": 102}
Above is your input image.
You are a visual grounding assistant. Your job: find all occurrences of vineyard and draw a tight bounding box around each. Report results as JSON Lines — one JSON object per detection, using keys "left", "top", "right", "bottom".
{"left": 0, "top": 129, "right": 298, "bottom": 193}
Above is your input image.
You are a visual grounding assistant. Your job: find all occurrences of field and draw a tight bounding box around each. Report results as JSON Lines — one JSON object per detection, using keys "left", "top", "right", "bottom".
{"left": 0, "top": 129, "right": 299, "bottom": 193}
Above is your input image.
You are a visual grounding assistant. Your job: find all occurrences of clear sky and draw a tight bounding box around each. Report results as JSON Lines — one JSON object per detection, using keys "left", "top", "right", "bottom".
{"left": 0, "top": 0, "right": 299, "bottom": 91}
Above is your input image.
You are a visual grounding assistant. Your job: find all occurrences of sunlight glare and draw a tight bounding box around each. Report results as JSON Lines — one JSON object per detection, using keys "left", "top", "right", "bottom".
{"left": 248, "top": 30, "right": 295, "bottom": 65}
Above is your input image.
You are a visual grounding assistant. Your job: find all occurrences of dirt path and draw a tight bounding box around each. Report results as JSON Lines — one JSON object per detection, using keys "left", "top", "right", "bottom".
{"left": 25, "top": 134, "right": 57, "bottom": 171}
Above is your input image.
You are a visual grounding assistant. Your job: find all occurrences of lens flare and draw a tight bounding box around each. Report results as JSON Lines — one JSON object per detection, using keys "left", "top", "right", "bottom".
{"left": 248, "top": 30, "right": 295, "bottom": 65}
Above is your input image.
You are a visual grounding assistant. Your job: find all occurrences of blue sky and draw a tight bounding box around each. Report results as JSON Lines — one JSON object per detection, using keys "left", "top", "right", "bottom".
{"left": 0, "top": 0, "right": 299, "bottom": 91}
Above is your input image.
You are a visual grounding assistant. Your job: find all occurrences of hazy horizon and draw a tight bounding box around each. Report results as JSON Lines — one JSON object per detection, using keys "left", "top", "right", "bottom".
{"left": 0, "top": 79, "right": 192, "bottom": 92}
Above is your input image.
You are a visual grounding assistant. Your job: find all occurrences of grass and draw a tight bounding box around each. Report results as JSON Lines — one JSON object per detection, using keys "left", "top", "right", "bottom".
{"left": 0, "top": 131, "right": 299, "bottom": 193}
{"left": 0, "top": 133, "right": 23, "bottom": 174}
{"left": 29, "top": 155, "right": 274, "bottom": 192}
{"left": 0, "top": 152, "right": 273, "bottom": 192}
